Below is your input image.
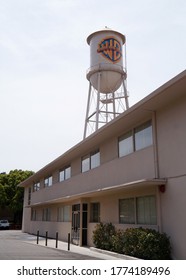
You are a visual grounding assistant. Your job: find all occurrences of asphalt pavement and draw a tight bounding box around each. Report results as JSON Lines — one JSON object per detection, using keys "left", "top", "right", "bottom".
{"left": 0, "top": 230, "right": 134, "bottom": 260}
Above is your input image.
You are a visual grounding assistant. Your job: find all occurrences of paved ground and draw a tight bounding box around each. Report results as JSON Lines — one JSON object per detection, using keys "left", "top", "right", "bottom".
{"left": 0, "top": 230, "right": 98, "bottom": 260}
{"left": 0, "top": 230, "right": 130, "bottom": 260}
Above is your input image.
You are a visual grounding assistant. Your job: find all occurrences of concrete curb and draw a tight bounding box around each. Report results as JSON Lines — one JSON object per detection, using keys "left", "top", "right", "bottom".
{"left": 90, "top": 247, "right": 140, "bottom": 260}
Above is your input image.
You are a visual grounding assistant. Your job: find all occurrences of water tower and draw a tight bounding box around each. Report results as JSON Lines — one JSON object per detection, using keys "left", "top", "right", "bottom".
{"left": 83, "top": 27, "right": 129, "bottom": 138}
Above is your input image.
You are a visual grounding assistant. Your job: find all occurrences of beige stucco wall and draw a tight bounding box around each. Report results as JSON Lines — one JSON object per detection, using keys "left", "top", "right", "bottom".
{"left": 160, "top": 178, "right": 186, "bottom": 259}
{"left": 28, "top": 145, "right": 155, "bottom": 207}
{"left": 156, "top": 95, "right": 186, "bottom": 259}
{"left": 157, "top": 95, "right": 186, "bottom": 177}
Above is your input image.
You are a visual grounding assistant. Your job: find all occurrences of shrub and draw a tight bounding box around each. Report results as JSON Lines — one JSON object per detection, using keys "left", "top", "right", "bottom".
{"left": 122, "top": 228, "right": 172, "bottom": 260}
{"left": 92, "top": 222, "right": 116, "bottom": 251}
{"left": 112, "top": 229, "right": 126, "bottom": 254}
{"left": 92, "top": 223, "right": 172, "bottom": 259}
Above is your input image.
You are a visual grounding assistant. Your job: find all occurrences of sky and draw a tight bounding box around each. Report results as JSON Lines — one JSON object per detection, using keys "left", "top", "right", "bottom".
{"left": 0, "top": 0, "right": 185, "bottom": 173}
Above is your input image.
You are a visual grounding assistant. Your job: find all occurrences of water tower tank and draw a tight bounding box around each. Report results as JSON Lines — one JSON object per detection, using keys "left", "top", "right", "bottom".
{"left": 86, "top": 27, "right": 126, "bottom": 94}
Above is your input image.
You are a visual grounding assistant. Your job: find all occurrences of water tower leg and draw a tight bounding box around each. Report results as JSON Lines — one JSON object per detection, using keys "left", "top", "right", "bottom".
{"left": 83, "top": 82, "right": 92, "bottom": 139}
{"left": 95, "top": 72, "right": 101, "bottom": 131}
{"left": 112, "top": 91, "right": 116, "bottom": 119}
{"left": 122, "top": 80, "right": 129, "bottom": 109}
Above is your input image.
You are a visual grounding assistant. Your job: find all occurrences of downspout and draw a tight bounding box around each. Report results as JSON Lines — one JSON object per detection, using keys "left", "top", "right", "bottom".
{"left": 152, "top": 111, "right": 162, "bottom": 233}
{"left": 152, "top": 111, "right": 159, "bottom": 179}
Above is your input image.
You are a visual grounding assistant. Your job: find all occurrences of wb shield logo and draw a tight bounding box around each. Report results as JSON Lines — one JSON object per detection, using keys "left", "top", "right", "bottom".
{"left": 97, "top": 37, "right": 122, "bottom": 63}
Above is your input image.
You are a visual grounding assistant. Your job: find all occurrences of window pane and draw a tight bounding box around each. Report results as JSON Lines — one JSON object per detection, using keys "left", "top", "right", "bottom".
{"left": 59, "top": 170, "right": 65, "bottom": 182}
{"left": 42, "top": 208, "right": 51, "bottom": 221}
{"left": 137, "top": 196, "right": 157, "bottom": 225}
{"left": 82, "top": 155, "right": 90, "bottom": 172}
{"left": 91, "top": 150, "right": 100, "bottom": 169}
{"left": 57, "top": 207, "right": 63, "bottom": 221}
{"left": 65, "top": 166, "right": 71, "bottom": 180}
{"left": 48, "top": 176, "right": 52, "bottom": 186}
{"left": 119, "top": 198, "right": 135, "bottom": 224}
{"left": 45, "top": 176, "right": 52, "bottom": 187}
{"left": 28, "top": 187, "right": 31, "bottom": 205}
{"left": 119, "top": 131, "right": 133, "bottom": 157}
{"left": 33, "top": 182, "right": 40, "bottom": 192}
{"left": 63, "top": 205, "right": 70, "bottom": 222}
{"left": 90, "top": 203, "right": 100, "bottom": 222}
{"left": 31, "top": 209, "right": 37, "bottom": 221}
{"left": 135, "top": 121, "right": 152, "bottom": 151}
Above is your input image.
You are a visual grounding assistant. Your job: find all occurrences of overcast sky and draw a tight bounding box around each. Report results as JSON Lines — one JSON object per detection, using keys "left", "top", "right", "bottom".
{"left": 0, "top": 0, "right": 185, "bottom": 173}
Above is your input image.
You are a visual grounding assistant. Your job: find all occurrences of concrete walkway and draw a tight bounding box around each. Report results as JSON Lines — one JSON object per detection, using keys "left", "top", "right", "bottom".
{"left": 0, "top": 230, "right": 136, "bottom": 260}
{"left": 26, "top": 232, "right": 135, "bottom": 260}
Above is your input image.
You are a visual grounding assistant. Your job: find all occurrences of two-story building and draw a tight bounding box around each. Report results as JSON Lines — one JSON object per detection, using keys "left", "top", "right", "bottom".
{"left": 20, "top": 70, "right": 186, "bottom": 259}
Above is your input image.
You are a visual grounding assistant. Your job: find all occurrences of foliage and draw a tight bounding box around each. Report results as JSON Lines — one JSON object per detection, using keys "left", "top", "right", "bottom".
{"left": 92, "top": 222, "right": 116, "bottom": 251}
{"left": 121, "top": 227, "right": 171, "bottom": 260}
{"left": 92, "top": 223, "right": 172, "bottom": 260}
{"left": 0, "top": 169, "right": 34, "bottom": 223}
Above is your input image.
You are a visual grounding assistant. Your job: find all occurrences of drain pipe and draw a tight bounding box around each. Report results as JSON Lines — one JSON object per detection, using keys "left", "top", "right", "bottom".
{"left": 152, "top": 111, "right": 159, "bottom": 179}
{"left": 152, "top": 111, "right": 163, "bottom": 233}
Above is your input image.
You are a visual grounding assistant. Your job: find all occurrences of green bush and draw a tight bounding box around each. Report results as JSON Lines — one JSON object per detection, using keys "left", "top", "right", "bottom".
{"left": 122, "top": 227, "right": 171, "bottom": 260}
{"left": 92, "top": 223, "right": 172, "bottom": 260}
{"left": 112, "top": 229, "right": 127, "bottom": 254}
{"left": 92, "top": 222, "right": 116, "bottom": 251}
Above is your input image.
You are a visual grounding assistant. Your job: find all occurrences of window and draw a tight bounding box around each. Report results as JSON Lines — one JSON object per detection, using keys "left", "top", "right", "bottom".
{"left": 57, "top": 205, "right": 71, "bottom": 222}
{"left": 118, "top": 120, "right": 153, "bottom": 157}
{"left": 119, "top": 195, "right": 157, "bottom": 225}
{"left": 28, "top": 187, "right": 31, "bottom": 205}
{"left": 42, "top": 208, "right": 51, "bottom": 221}
{"left": 90, "top": 202, "right": 100, "bottom": 222}
{"left": 119, "top": 198, "right": 135, "bottom": 224}
{"left": 33, "top": 181, "right": 40, "bottom": 192}
{"left": 31, "top": 209, "right": 37, "bottom": 221}
{"left": 135, "top": 121, "right": 152, "bottom": 151}
{"left": 137, "top": 196, "right": 157, "bottom": 225}
{"left": 59, "top": 166, "right": 71, "bottom": 182}
{"left": 119, "top": 131, "right": 133, "bottom": 157}
{"left": 82, "top": 154, "right": 90, "bottom": 172}
{"left": 82, "top": 150, "right": 100, "bottom": 172}
{"left": 91, "top": 150, "right": 100, "bottom": 169}
{"left": 44, "top": 176, "right": 52, "bottom": 187}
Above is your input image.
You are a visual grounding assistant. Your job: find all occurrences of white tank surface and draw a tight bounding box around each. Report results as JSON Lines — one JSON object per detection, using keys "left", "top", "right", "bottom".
{"left": 86, "top": 27, "right": 126, "bottom": 94}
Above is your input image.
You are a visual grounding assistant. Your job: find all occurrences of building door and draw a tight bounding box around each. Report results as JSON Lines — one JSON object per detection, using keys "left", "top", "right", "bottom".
{"left": 72, "top": 203, "right": 88, "bottom": 246}
{"left": 72, "top": 204, "right": 80, "bottom": 245}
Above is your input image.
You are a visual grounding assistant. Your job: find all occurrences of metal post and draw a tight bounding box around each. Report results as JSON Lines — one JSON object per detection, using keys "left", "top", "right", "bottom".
{"left": 83, "top": 82, "right": 92, "bottom": 139}
{"left": 45, "top": 231, "right": 48, "bottom": 246}
{"left": 55, "top": 232, "right": 58, "bottom": 248}
{"left": 122, "top": 80, "right": 129, "bottom": 109}
{"left": 37, "top": 230, "right": 39, "bottom": 244}
{"left": 96, "top": 72, "right": 101, "bottom": 131}
{"left": 68, "top": 233, "right": 70, "bottom": 251}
